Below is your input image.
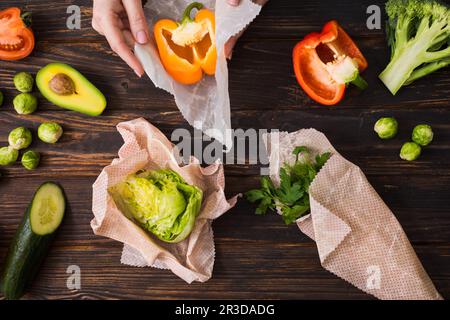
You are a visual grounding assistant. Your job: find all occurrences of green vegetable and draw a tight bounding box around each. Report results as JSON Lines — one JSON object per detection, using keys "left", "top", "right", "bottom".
{"left": 374, "top": 117, "right": 398, "bottom": 139}
{"left": 36, "top": 63, "right": 107, "bottom": 116}
{"left": 8, "top": 127, "right": 32, "bottom": 150}
{"left": 245, "top": 146, "right": 331, "bottom": 225}
{"left": 412, "top": 124, "right": 434, "bottom": 146}
{"left": 13, "top": 93, "right": 38, "bottom": 115}
{"left": 0, "top": 182, "right": 66, "bottom": 300}
{"left": 0, "top": 146, "right": 19, "bottom": 166}
{"left": 13, "top": 72, "right": 34, "bottom": 93}
{"left": 379, "top": 0, "right": 450, "bottom": 95}
{"left": 0, "top": 90, "right": 3, "bottom": 107}
{"left": 21, "top": 150, "right": 40, "bottom": 170}
{"left": 327, "top": 56, "right": 368, "bottom": 89}
{"left": 38, "top": 122, "right": 63, "bottom": 144}
{"left": 400, "top": 142, "right": 422, "bottom": 161}
{"left": 109, "top": 169, "right": 203, "bottom": 243}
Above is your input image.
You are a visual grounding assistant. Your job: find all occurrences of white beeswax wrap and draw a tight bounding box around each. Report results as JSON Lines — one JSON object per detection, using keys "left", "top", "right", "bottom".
{"left": 91, "top": 118, "right": 238, "bottom": 283}
{"left": 264, "top": 129, "right": 443, "bottom": 300}
{"left": 135, "top": 0, "right": 262, "bottom": 150}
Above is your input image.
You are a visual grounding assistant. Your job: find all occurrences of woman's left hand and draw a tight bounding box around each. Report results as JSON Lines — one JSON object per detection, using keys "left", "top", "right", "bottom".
{"left": 225, "top": 0, "right": 269, "bottom": 59}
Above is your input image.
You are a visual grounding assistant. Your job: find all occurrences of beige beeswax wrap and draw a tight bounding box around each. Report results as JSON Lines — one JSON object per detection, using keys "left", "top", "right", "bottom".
{"left": 91, "top": 118, "right": 238, "bottom": 283}
{"left": 264, "top": 129, "right": 442, "bottom": 300}
{"left": 135, "top": 0, "right": 262, "bottom": 151}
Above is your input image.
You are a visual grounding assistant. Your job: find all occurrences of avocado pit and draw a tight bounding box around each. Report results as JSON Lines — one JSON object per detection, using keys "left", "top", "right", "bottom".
{"left": 49, "top": 73, "right": 76, "bottom": 96}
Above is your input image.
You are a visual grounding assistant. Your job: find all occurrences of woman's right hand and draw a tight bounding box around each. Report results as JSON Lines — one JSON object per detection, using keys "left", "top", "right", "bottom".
{"left": 92, "top": 0, "right": 149, "bottom": 77}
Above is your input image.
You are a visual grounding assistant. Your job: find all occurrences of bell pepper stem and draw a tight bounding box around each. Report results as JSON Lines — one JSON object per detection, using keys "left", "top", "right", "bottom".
{"left": 21, "top": 12, "right": 32, "bottom": 27}
{"left": 180, "top": 2, "right": 204, "bottom": 25}
{"left": 351, "top": 74, "right": 368, "bottom": 90}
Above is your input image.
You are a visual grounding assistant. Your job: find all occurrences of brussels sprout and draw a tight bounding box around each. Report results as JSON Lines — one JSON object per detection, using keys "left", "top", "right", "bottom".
{"left": 109, "top": 169, "right": 203, "bottom": 243}
{"left": 0, "top": 146, "right": 19, "bottom": 166}
{"left": 38, "top": 122, "right": 63, "bottom": 143}
{"left": 400, "top": 142, "right": 421, "bottom": 161}
{"left": 8, "top": 127, "right": 32, "bottom": 150}
{"left": 374, "top": 117, "right": 398, "bottom": 139}
{"left": 21, "top": 150, "right": 40, "bottom": 170}
{"left": 412, "top": 124, "right": 433, "bottom": 147}
{"left": 14, "top": 72, "right": 34, "bottom": 93}
{"left": 13, "top": 93, "right": 38, "bottom": 115}
{"left": 0, "top": 90, "right": 3, "bottom": 107}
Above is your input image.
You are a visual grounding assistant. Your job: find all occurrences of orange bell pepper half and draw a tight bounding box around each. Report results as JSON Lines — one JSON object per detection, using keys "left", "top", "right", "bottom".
{"left": 0, "top": 7, "right": 35, "bottom": 61}
{"left": 154, "top": 2, "right": 217, "bottom": 85}
{"left": 293, "top": 20, "right": 368, "bottom": 106}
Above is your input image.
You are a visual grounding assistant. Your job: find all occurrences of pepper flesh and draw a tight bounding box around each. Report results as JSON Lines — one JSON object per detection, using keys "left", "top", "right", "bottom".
{"left": 0, "top": 7, "right": 35, "bottom": 61}
{"left": 293, "top": 20, "right": 368, "bottom": 106}
{"left": 154, "top": 2, "right": 216, "bottom": 85}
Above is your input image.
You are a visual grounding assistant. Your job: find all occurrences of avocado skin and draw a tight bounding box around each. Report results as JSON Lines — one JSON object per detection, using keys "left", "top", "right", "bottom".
{"left": 36, "top": 63, "right": 107, "bottom": 116}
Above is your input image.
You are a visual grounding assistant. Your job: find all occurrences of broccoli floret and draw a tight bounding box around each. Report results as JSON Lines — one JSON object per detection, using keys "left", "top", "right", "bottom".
{"left": 379, "top": 0, "right": 450, "bottom": 95}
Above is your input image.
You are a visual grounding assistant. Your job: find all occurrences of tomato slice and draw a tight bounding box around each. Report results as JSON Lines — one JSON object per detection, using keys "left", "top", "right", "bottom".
{"left": 0, "top": 7, "right": 35, "bottom": 61}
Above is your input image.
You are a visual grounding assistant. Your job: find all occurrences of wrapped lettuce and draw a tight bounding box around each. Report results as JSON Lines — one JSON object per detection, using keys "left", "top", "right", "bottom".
{"left": 109, "top": 169, "right": 203, "bottom": 243}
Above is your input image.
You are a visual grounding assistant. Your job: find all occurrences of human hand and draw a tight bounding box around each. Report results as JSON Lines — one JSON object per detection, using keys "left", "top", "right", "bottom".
{"left": 92, "top": 0, "right": 268, "bottom": 76}
{"left": 92, "top": 0, "right": 149, "bottom": 77}
{"left": 227, "top": 0, "right": 269, "bottom": 8}
{"left": 225, "top": 0, "right": 269, "bottom": 58}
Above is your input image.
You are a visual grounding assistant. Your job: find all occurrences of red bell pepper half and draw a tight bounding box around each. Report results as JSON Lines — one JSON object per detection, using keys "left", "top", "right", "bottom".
{"left": 293, "top": 20, "right": 368, "bottom": 106}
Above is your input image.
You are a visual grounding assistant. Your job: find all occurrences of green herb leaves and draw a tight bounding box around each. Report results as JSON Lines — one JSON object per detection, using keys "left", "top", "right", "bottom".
{"left": 246, "top": 176, "right": 276, "bottom": 215}
{"left": 245, "top": 146, "right": 331, "bottom": 225}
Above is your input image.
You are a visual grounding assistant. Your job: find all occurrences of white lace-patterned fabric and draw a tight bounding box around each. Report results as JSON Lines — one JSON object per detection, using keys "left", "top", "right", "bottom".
{"left": 265, "top": 129, "right": 442, "bottom": 300}
{"left": 91, "top": 118, "right": 238, "bottom": 283}
{"left": 135, "top": 0, "right": 262, "bottom": 150}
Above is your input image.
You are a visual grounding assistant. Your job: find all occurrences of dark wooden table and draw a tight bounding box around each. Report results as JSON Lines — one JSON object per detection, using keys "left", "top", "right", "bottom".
{"left": 0, "top": 0, "right": 449, "bottom": 300}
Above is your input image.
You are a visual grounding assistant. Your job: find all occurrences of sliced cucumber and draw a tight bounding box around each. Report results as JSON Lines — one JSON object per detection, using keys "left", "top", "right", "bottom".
{"left": 1, "top": 182, "right": 66, "bottom": 300}
{"left": 29, "top": 183, "right": 65, "bottom": 236}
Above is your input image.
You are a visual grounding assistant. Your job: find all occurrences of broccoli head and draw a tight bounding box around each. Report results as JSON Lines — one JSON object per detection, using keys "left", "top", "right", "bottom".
{"left": 379, "top": 0, "right": 450, "bottom": 95}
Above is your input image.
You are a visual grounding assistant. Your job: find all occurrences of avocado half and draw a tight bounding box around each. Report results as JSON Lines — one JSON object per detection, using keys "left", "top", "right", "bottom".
{"left": 36, "top": 63, "right": 107, "bottom": 116}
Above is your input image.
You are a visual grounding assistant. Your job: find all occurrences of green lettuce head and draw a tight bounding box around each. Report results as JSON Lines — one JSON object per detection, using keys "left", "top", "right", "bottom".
{"left": 109, "top": 169, "right": 203, "bottom": 243}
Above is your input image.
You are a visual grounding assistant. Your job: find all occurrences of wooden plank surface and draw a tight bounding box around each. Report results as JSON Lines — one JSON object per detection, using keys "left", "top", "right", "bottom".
{"left": 0, "top": 0, "right": 449, "bottom": 299}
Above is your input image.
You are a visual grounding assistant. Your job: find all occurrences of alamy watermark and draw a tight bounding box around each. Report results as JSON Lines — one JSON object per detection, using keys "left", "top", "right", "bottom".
{"left": 171, "top": 124, "right": 279, "bottom": 176}
{"left": 66, "top": 265, "right": 81, "bottom": 290}
{"left": 366, "top": 5, "right": 382, "bottom": 30}
{"left": 66, "top": 5, "right": 81, "bottom": 30}
{"left": 366, "top": 265, "right": 382, "bottom": 290}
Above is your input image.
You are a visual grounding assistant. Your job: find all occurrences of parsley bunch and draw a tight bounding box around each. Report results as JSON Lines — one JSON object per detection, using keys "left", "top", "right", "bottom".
{"left": 245, "top": 146, "right": 331, "bottom": 224}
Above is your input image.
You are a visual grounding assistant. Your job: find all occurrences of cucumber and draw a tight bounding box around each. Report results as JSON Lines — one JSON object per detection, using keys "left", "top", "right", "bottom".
{"left": 0, "top": 182, "right": 66, "bottom": 300}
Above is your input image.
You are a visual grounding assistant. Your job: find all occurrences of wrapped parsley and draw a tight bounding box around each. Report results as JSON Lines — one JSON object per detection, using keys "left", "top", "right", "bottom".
{"left": 246, "top": 146, "right": 331, "bottom": 224}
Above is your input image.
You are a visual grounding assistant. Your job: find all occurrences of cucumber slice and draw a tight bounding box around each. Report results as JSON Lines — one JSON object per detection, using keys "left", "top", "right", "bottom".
{"left": 30, "top": 183, "right": 66, "bottom": 236}
{"left": 1, "top": 182, "right": 66, "bottom": 300}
